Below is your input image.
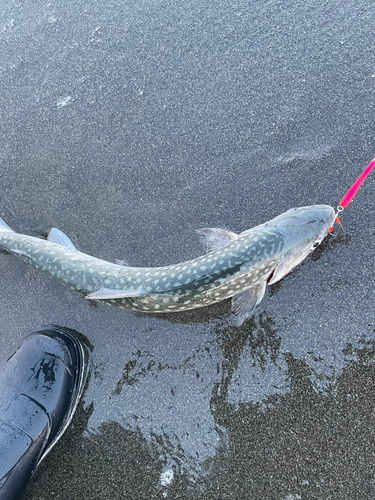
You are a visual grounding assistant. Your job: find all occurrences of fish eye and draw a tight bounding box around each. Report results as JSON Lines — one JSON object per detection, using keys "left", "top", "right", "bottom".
{"left": 312, "top": 240, "right": 320, "bottom": 248}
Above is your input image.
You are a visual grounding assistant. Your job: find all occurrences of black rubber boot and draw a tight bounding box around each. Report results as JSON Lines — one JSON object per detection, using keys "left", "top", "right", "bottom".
{"left": 0, "top": 326, "right": 90, "bottom": 500}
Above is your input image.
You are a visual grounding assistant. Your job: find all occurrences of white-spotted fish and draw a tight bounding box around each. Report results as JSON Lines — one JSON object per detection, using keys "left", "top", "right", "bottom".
{"left": 0, "top": 205, "right": 335, "bottom": 324}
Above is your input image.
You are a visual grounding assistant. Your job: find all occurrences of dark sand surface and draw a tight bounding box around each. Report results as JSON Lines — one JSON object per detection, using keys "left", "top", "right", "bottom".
{"left": 1, "top": 0, "right": 375, "bottom": 498}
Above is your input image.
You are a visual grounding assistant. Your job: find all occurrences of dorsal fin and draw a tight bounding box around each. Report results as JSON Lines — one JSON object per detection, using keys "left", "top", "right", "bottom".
{"left": 0, "top": 217, "right": 14, "bottom": 232}
{"left": 47, "top": 228, "right": 76, "bottom": 249}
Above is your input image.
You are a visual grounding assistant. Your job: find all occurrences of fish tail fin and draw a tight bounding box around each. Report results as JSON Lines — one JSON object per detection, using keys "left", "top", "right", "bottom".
{"left": 0, "top": 217, "right": 15, "bottom": 232}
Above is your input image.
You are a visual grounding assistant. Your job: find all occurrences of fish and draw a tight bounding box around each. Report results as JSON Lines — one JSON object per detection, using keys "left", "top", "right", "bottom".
{"left": 0, "top": 205, "right": 335, "bottom": 324}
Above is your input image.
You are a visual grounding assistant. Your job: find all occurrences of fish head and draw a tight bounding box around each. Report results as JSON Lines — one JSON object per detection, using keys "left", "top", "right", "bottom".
{"left": 267, "top": 204, "right": 335, "bottom": 284}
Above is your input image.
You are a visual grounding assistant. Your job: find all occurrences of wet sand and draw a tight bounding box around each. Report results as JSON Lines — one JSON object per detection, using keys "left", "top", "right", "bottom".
{"left": 0, "top": 0, "right": 375, "bottom": 498}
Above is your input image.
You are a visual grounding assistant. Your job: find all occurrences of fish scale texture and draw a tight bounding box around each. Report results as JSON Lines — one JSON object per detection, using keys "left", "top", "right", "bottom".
{"left": 0, "top": 228, "right": 283, "bottom": 312}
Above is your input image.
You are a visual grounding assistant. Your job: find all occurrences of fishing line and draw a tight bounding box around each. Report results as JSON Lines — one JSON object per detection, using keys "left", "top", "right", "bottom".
{"left": 329, "top": 157, "right": 375, "bottom": 232}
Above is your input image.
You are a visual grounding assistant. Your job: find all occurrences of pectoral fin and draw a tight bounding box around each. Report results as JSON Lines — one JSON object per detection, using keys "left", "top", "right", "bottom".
{"left": 85, "top": 288, "right": 146, "bottom": 300}
{"left": 231, "top": 281, "right": 267, "bottom": 325}
{"left": 268, "top": 252, "right": 308, "bottom": 285}
{"left": 267, "top": 260, "right": 289, "bottom": 285}
{"left": 196, "top": 228, "right": 238, "bottom": 251}
{"left": 47, "top": 228, "right": 77, "bottom": 249}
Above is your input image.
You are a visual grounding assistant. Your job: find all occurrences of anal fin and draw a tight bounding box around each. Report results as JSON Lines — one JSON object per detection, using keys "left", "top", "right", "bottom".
{"left": 115, "top": 259, "right": 130, "bottom": 266}
{"left": 85, "top": 288, "right": 146, "bottom": 300}
{"left": 11, "top": 248, "right": 28, "bottom": 257}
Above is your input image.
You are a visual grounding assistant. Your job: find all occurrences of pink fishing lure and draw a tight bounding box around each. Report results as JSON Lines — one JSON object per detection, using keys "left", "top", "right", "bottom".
{"left": 339, "top": 158, "right": 375, "bottom": 208}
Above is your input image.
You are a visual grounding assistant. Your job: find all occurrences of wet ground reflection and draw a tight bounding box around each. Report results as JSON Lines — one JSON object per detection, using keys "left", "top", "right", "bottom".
{"left": 212, "top": 312, "right": 283, "bottom": 422}
{"left": 24, "top": 402, "right": 163, "bottom": 500}
{"left": 24, "top": 323, "right": 375, "bottom": 499}
{"left": 203, "top": 337, "right": 375, "bottom": 499}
